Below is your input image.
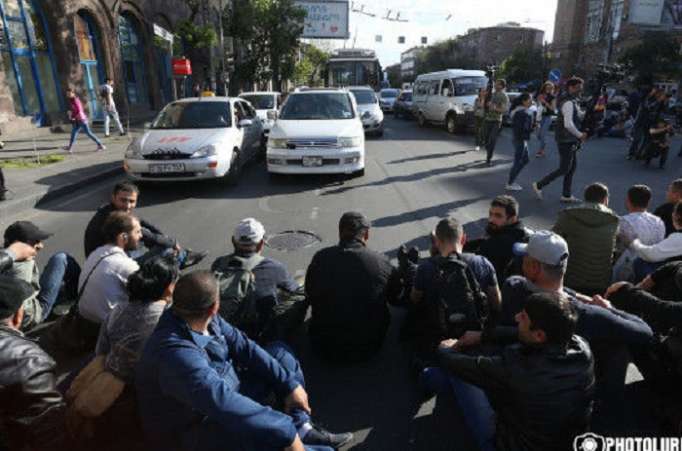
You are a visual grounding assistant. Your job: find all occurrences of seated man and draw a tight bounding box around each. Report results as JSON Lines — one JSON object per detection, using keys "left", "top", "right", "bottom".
{"left": 613, "top": 184, "right": 665, "bottom": 282}
{"left": 435, "top": 292, "right": 594, "bottom": 451}
{"left": 654, "top": 178, "right": 682, "bottom": 237}
{"left": 0, "top": 276, "right": 68, "bottom": 451}
{"left": 135, "top": 270, "right": 352, "bottom": 451}
{"left": 211, "top": 218, "right": 303, "bottom": 342}
{"left": 83, "top": 181, "right": 206, "bottom": 268}
{"left": 464, "top": 195, "right": 530, "bottom": 281}
{"left": 638, "top": 260, "right": 682, "bottom": 303}
{"left": 553, "top": 182, "right": 619, "bottom": 295}
{"left": 306, "top": 212, "right": 401, "bottom": 361}
{"left": 3, "top": 221, "right": 81, "bottom": 329}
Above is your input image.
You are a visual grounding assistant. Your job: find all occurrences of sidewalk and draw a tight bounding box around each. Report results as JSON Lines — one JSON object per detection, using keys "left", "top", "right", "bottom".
{"left": 0, "top": 121, "right": 147, "bottom": 221}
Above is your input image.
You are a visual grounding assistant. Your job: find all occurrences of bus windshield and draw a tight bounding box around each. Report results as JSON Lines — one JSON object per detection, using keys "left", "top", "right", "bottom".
{"left": 453, "top": 77, "right": 488, "bottom": 96}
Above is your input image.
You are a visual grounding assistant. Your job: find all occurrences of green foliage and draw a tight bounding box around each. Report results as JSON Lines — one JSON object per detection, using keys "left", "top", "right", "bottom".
{"left": 619, "top": 32, "right": 682, "bottom": 85}
{"left": 293, "top": 44, "right": 329, "bottom": 86}
{"left": 385, "top": 64, "right": 401, "bottom": 88}
{"left": 414, "top": 39, "right": 476, "bottom": 74}
{"left": 175, "top": 20, "right": 218, "bottom": 50}
{"left": 498, "top": 47, "right": 545, "bottom": 84}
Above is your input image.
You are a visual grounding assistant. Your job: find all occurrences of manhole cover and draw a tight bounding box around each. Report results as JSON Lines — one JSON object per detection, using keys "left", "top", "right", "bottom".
{"left": 266, "top": 230, "right": 322, "bottom": 252}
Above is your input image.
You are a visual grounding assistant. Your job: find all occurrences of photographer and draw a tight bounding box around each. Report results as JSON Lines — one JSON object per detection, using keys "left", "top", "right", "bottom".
{"left": 643, "top": 116, "right": 674, "bottom": 169}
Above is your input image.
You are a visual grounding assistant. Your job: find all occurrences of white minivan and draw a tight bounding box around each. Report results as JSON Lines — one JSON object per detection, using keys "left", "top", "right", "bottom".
{"left": 412, "top": 69, "right": 488, "bottom": 134}
{"left": 239, "top": 91, "right": 281, "bottom": 137}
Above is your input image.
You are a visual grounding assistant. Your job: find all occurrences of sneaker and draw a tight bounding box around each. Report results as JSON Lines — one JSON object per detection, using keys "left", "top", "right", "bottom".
{"left": 120, "top": 131, "right": 127, "bottom": 136}
{"left": 303, "top": 425, "right": 353, "bottom": 449}
{"left": 179, "top": 249, "right": 209, "bottom": 270}
{"left": 485, "top": 160, "right": 493, "bottom": 167}
{"left": 104, "top": 134, "right": 110, "bottom": 138}
{"left": 96, "top": 145, "right": 106, "bottom": 152}
{"left": 535, "top": 151, "right": 545, "bottom": 158}
{"left": 560, "top": 196, "right": 581, "bottom": 203}
{"left": 531, "top": 182, "right": 543, "bottom": 200}
{"left": 475, "top": 146, "right": 481, "bottom": 151}
{"left": 505, "top": 183, "right": 523, "bottom": 191}
{"left": 0, "top": 190, "right": 6, "bottom": 201}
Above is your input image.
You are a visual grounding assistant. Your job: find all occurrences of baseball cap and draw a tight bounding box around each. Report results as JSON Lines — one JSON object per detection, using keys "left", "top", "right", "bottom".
{"left": 4, "top": 221, "right": 52, "bottom": 245}
{"left": 0, "top": 276, "right": 34, "bottom": 319}
{"left": 339, "top": 211, "right": 371, "bottom": 235}
{"left": 233, "top": 218, "right": 266, "bottom": 245}
{"left": 513, "top": 230, "right": 569, "bottom": 267}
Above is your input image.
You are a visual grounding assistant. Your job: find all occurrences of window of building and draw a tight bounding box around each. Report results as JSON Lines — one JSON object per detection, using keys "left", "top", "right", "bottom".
{"left": 585, "top": 0, "right": 605, "bottom": 43}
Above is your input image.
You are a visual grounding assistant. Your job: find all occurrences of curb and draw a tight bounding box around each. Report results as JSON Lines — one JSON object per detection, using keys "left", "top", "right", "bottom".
{"left": 0, "top": 162, "right": 124, "bottom": 221}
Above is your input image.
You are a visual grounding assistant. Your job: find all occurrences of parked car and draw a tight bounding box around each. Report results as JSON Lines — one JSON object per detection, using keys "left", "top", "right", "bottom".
{"left": 412, "top": 69, "right": 487, "bottom": 133}
{"left": 267, "top": 88, "right": 365, "bottom": 176}
{"left": 379, "top": 88, "right": 400, "bottom": 112}
{"left": 239, "top": 91, "right": 282, "bottom": 137}
{"left": 124, "top": 97, "right": 264, "bottom": 185}
{"left": 394, "top": 90, "right": 413, "bottom": 119}
{"left": 348, "top": 86, "right": 384, "bottom": 137}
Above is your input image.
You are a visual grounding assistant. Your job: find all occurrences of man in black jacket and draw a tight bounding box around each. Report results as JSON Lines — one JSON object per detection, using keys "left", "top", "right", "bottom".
{"left": 306, "top": 212, "right": 401, "bottom": 362}
{"left": 654, "top": 178, "right": 682, "bottom": 237}
{"left": 435, "top": 292, "right": 594, "bottom": 451}
{"left": 83, "top": 182, "right": 207, "bottom": 268}
{"left": 0, "top": 276, "right": 67, "bottom": 451}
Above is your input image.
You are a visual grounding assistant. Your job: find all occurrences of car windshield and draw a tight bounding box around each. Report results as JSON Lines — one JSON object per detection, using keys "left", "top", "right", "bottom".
{"left": 350, "top": 90, "right": 376, "bottom": 105}
{"left": 152, "top": 102, "right": 232, "bottom": 129}
{"left": 399, "top": 92, "right": 412, "bottom": 101}
{"left": 240, "top": 94, "right": 275, "bottom": 110}
{"left": 380, "top": 89, "right": 399, "bottom": 99}
{"left": 453, "top": 77, "right": 488, "bottom": 96}
{"left": 279, "top": 93, "right": 355, "bottom": 120}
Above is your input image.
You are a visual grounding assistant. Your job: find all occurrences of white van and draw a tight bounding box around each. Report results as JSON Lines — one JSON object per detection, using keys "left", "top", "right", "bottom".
{"left": 412, "top": 69, "right": 488, "bottom": 134}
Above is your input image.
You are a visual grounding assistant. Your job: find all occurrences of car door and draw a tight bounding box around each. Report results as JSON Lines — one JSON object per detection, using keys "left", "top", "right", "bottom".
{"left": 425, "top": 80, "right": 441, "bottom": 121}
{"left": 233, "top": 101, "right": 250, "bottom": 156}
{"left": 436, "top": 79, "right": 454, "bottom": 122}
{"left": 237, "top": 101, "right": 259, "bottom": 158}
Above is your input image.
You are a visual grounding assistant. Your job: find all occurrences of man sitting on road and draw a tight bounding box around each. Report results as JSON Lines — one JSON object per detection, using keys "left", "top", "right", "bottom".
{"left": 434, "top": 292, "right": 595, "bottom": 451}
{"left": 0, "top": 276, "right": 68, "bottom": 451}
{"left": 211, "top": 218, "right": 305, "bottom": 342}
{"left": 306, "top": 212, "right": 402, "bottom": 362}
{"left": 83, "top": 182, "right": 207, "bottom": 268}
{"left": 654, "top": 178, "right": 682, "bottom": 237}
{"left": 464, "top": 195, "right": 531, "bottom": 281}
{"left": 3, "top": 221, "right": 81, "bottom": 329}
{"left": 135, "top": 270, "right": 353, "bottom": 451}
{"left": 552, "top": 182, "right": 619, "bottom": 295}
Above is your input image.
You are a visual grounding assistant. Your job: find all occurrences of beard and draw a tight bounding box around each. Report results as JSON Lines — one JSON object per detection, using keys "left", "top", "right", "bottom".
{"left": 486, "top": 222, "right": 502, "bottom": 235}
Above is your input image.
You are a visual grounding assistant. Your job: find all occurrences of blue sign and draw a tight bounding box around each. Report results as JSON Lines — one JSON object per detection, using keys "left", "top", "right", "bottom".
{"left": 549, "top": 69, "right": 562, "bottom": 83}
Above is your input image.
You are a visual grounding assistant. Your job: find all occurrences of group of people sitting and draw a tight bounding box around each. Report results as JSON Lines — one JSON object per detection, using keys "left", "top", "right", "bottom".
{"left": 2, "top": 177, "right": 682, "bottom": 451}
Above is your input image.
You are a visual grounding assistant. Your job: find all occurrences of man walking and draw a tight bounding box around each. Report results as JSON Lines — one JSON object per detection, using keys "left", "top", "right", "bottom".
{"left": 483, "top": 79, "right": 510, "bottom": 166}
{"left": 532, "top": 77, "right": 587, "bottom": 203}
{"left": 100, "top": 77, "right": 125, "bottom": 137}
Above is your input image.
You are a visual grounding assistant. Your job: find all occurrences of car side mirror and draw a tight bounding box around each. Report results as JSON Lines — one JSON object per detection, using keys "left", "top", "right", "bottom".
{"left": 267, "top": 110, "right": 278, "bottom": 120}
{"left": 238, "top": 119, "right": 253, "bottom": 128}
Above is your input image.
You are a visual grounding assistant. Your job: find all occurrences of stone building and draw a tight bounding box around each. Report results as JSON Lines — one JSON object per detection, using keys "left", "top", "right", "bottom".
{"left": 455, "top": 23, "right": 545, "bottom": 67}
{"left": 400, "top": 46, "right": 425, "bottom": 82}
{"left": 0, "top": 0, "right": 227, "bottom": 134}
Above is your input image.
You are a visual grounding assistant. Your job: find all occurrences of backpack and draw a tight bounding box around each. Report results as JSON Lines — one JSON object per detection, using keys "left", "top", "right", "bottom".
{"left": 212, "top": 254, "right": 265, "bottom": 339}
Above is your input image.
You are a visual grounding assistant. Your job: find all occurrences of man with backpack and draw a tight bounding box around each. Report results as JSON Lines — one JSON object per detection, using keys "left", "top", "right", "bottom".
{"left": 211, "top": 218, "right": 304, "bottom": 342}
{"left": 99, "top": 78, "right": 125, "bottom": 137}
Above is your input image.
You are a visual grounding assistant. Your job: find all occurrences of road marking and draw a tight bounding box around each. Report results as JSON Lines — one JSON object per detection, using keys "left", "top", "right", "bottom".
{"left": 258, "top": 195, "right": 277, "bottom": 213}
{"left": 310, "top": 207, "right": 319, "bottom": 220}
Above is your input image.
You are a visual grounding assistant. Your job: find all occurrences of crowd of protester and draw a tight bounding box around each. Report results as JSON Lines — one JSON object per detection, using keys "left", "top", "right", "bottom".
{"left": 3, "top": 172, "right": 682, "bottom": 451}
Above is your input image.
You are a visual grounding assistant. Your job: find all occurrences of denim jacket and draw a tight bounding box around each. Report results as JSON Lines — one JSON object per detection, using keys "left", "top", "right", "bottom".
{"left": 135, "top": 310, "right": 300, "bottom": 451}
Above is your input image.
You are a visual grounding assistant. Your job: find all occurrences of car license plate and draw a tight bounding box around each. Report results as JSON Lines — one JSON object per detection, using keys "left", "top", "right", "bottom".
{"left": 302, "top": 157, "right": 323, "bottom": 167}
{"left": 149, "top": 163, "right": 185, "bottom": 173}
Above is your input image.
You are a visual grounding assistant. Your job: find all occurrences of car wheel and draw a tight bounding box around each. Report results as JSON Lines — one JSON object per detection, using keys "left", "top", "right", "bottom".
{"left": 417, "top": 113, "right": 426, "bottom": 127}
{"left": 225, "top": 150, "right": 241, "bottom": 186}
{"left": 446, "top": 114, "right": 457, "bottom": 134}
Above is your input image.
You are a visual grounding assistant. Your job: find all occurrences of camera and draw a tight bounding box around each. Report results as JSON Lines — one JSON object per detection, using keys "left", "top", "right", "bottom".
{"left": 574, "top": 432, "right": 607, "bottom": 451}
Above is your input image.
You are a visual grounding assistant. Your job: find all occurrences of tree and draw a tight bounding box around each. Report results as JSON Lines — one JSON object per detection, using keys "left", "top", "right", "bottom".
{"left": 498, "top": 47, "right": 545, "bottom": 86}
{"left": 385, "top": 63, "right": 401, "bottom": 88}
{"left": 414, "top": 39, "right": 476, "bottom": 75}
{"left": 175, "top": 0, "right": 218, "bottom": 57}
{"left": 293, "top": 44, "right": 329, "bottom": 86}
{"left": 619, "top": 32, "right": 682, "bottom": 86}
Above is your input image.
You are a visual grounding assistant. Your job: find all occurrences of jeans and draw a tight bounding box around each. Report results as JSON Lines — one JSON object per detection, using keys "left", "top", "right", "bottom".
{"left": 536, "top": 115, "right": 553, "bottom": 151}
{"left": 536, "top": 141, "right": 578, "bottom": 197}
{"left": 421, "top": 367, "right": 496, "bottom": 451}
{"left": 104, "top": 107, "right": 124, "bottom": 135}
{"left": 483, "top": 120, "right": 502, "bottom": 162}
{"left": 475, "top": 116, "right": 486, "bottom": 147}
{"left": 37, "top": 252, "right": 81, "bottom": 321}
{"left": 508, "top": 139, "right": 529, "bottom": 184}
{"left": 68, "top": 121, "right": 103, "bottom": 148}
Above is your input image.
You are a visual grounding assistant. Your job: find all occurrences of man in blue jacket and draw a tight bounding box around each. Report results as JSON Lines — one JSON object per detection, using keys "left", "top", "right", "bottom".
{"left": 136, "top": 270, "right": 352, "bottom": 451}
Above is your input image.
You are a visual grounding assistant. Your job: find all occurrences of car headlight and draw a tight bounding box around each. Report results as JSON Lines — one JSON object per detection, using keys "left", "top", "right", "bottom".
{"left": 338, "top": 136, "right": 362, "bottom": 147}
{"left": 191, "top": 145, "right": 218, "bottom": 159}
{"left": 268, "top": 138, "right": 288, "bottom": 149}
{"left": 124, "top": 140, "right": 143, "bottom": 159}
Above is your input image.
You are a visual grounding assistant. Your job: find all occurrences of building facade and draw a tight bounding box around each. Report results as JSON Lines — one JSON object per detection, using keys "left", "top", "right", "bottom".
{"left": 0, "top": 0, "right": 226, "bottom": 133}
{"left": 400, "top": 46, "right": 424, "bottom": 81}
{"left": 456, "top": 23, "right": 545, "bottom": 67}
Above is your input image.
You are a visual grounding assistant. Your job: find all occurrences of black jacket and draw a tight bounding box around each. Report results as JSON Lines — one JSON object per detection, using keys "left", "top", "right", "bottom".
{"left": 439, "top": 336, "right": 595, "bottom": 451}
{"left": 511, "top": 107, "right": 533, "bottom": 141}
{"left": 654, "top": 202, "right": 676, "bottom": 238}
{"left": 610, "top": 283, "right": 682, "bottom": 335}
{"left": 83, "top": 203, "right": 177, "bottom": 257}
{"left": 0, "top": 326, "right": 66, "bottom": 451}
{"left": 305, "top": 238, "right": 401, "bottom": 359}
{"left": 0, "top": 250, "right": 13, "bottom": 273}
{"left": 465, "top": 221, "right": 530, "bottom": 282}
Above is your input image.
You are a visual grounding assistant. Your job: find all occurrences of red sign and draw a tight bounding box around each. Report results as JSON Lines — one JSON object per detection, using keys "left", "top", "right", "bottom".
{"left": 172, "top": 58, "right": 192, "bottom": 76}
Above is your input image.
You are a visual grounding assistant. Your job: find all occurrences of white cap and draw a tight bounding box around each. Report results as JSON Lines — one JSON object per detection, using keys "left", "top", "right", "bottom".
{"left": 233, "top": 218, "right": 266, "bottom": 245}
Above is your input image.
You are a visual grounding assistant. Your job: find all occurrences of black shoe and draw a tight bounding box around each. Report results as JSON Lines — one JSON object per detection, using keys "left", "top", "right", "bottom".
{"left": 407, "top": 246, "right": 419, "bottom": 265}
{"left": 0, "top": 190, "right": 6, "bottom": 201}
{"left": 180, "top": 249, "right": 209, "bottom": 270}
{"left": 485, "top": 160, "right": 493, "bottom": 167}
{"left": 303, "top": 425, "right": 353, "bottom": 449}
{"left": 120, "top": 132, "right": 126, "bottom": 136}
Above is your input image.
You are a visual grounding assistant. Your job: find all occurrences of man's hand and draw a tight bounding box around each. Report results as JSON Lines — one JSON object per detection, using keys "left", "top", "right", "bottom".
{"left": 438, "top": 339, "right": 458, "bottom": 351}
{"left": 637, "top": 275, "right": 655, "bottom": 292}
{"left": 579, "top": 132, "right": 588, "bottom": 142}
{"left": 174, "top": 243, "right": 182, "bottom": 253}
{"left": 591, "top": 295, "right": 613, "bottom": 310}
{"left": 453, "top": 331, "right": 482, "bottom": 350}
{"left": 7, "top": 242, "right": 37, "bottom": 262}
{"left": 284, "top": 434, "right": 305, "bottom": 451}
{"left": 605, "top": 281, "right": 629, "bottom": 299}
{"left": 284, "top": 385, "right": 311, "bottom": 416}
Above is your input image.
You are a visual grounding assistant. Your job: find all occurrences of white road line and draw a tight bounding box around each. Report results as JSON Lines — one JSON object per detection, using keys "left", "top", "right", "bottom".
{"left": 310, "top": 207, "right": 319, "bottom": 220}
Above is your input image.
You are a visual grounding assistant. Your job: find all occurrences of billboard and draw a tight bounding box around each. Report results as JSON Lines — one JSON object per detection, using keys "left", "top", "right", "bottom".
{"left": 630, "top": 0, "right": 665, "bottom": 25}
{"left": 296, "top": 0, "right": 350, "bottom": 39}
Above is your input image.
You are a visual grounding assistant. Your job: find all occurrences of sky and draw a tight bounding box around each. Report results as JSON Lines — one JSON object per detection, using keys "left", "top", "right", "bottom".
{"left": 308, "top": 0, "right": 559, "bottom": 67}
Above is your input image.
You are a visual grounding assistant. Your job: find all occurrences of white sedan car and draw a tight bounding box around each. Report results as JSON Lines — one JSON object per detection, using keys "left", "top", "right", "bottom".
{"left": 124, "top": 97, "right": 264, "bottom": 184}
{"left": 267, "top": 89, "right": 365, "bottom": 176}
{"left": 239, "top": 91, "right": 281, "bottom": 137}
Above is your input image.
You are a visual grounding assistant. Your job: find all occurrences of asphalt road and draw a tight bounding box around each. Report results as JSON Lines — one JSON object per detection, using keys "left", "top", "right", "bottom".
{"left": 8, "top": 116, "right": 677, "bottom": 450}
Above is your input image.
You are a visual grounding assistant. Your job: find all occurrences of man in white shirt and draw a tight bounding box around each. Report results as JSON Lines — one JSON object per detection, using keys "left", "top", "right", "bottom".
{"left": 78, "top": 211, "right": 141, "bottom": 325}
{"left": 100, "top": 78, "right": 125, "bottom": 137}
{"left": 613, "top": 185, "right": 665, "bottom": 281}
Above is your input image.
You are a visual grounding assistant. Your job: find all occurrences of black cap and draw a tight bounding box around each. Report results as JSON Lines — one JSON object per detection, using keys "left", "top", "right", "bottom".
{"left": 339, "top": 211, "right": 371, "bottom": 235}
{"left": 0, "top": 276, "right": 34, "bottom": 319}
{"left": 4, "top": 221, "right": 52, "bottom": 245}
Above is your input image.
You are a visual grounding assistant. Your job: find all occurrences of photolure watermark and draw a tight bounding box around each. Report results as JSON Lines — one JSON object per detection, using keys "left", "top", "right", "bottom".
{"left": 574, "top": 433, "right": 682, "bottom": 451}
